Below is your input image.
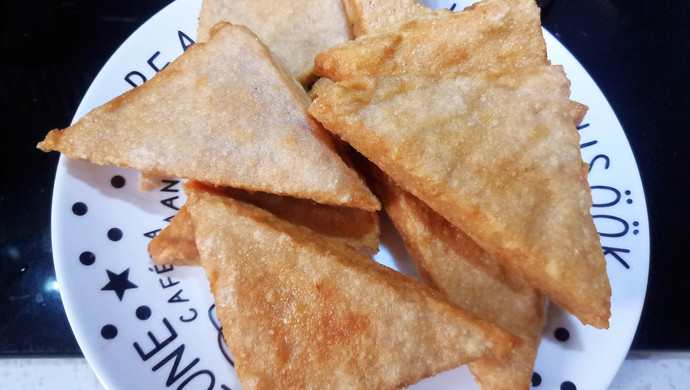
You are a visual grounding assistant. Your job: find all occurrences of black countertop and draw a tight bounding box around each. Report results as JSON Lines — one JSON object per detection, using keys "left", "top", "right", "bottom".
{"left": 0, "top": 0, "right": 688, "bottom": 356}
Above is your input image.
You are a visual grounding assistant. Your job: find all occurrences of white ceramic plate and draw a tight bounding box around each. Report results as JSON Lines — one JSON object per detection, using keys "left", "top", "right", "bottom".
{"left": 49, "top": 0, "right": 649, "bottom": 389}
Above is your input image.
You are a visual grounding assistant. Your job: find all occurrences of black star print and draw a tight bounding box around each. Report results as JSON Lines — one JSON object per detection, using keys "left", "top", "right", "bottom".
{"left": 101, "top": 268, "right": 138, "bottom": 301}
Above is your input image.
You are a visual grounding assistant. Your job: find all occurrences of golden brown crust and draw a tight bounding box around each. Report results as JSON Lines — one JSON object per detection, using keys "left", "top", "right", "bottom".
{"left": 339, "top": 1, "right": 551, "bottom": 379}
{"left": 309, "top": 68, "right": 611, "bottom": 328}
{"left": 184, "top": 182, "right": 519, "bottom": 390}
{"left": 148, "top": 205, "right": 200, "bottom": 266}
{"left": 341, "top": 0, "right": 432, "bottom": 38}
{"left": 570, "top": 101, "right": 589, "bottom": 125}
{"left": 468, "top": 335, "right": 542, "bottom": 390}
{"left": 37, "top": 23, "right": 380, "bottom": 211}
{"left": 138, "top": 171, "right": 169, "bottom": 191}
{"left": 365, "top": 165, "right": 543, "bottom": 335}
{"left": 361, "top": 164, "right": 544, "bottom": 390}
{"left": 315, "top": 0, "right": 548, "bottom": 82}
{"left": 148, "top": 185, "right": 380, "bottom": 265}
{"left": 197, "top": 0, "right": 351, "bottom": 85}
{"left": 219, "top": 187, "right": 380, "bottom": 253}
{"left": 307, "top": 77, "right": 335, "bottom": 100}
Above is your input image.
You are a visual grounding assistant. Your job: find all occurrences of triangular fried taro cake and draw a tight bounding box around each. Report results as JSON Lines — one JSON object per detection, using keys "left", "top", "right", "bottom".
{"left": 341, "top": 0, "right": 432, "bottom": 38}
{"left": 148, "top": 205, "right": 199, "bottom": 267}
{"left": 148, "top": 186, "right": 380, "bottom": 266}
{"left": 197, "top": 0, "right": 350, "bottom": 85}
{"left": 315, "top": 0, "right": 548, "bottom": 82}
{"left": 343, "top": 2, "right": 547, "bottom": 386}
{"left": 365, "top": 166, "right": 543, "bottom": 390}
{"left": 37, "top": 23, "right": 379, "bottom": 211}
{"left": 309, "top": 68, "right": 611, "bottom": 328}
{"left": 183, "top": 182, "right": 518, "bottom": 390}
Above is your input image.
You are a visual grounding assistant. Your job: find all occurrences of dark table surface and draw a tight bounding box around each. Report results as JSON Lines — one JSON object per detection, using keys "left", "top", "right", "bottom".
{"left": 1, "top": 0, "right": 688, "bottom": 356}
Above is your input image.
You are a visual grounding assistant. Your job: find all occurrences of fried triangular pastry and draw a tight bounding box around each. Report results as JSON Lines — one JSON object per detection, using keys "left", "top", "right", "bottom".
{"left": 315, "top": 0, "right": 547, "bottom": 82}
{"left": 138, "top": 171, "right": 168, "bottom": 191}
{"left": 148, "top": 205, "right": 199, "bottom": 267}
{"left": 309, "top": 68, "right": 611, "bottom": 328}
{"left": 341, "top": 0, "right": 431, "bottom": 37}
{"left": 38, "top": 23, "right": 379, "bottom": 211}
{"left": 184, "top": 182, "right": 518, "bottom": 390}
{"left": 364, "top": 164, "right": 543, "bottom": 390}
{"left": 307, "top": 77, "right": 336, "bottom": 100}
{"left": 149, "top": 186, "right": 380, "bottom": 266}
{"left": 197, "top": 0, "right": 350, "bottom": 85}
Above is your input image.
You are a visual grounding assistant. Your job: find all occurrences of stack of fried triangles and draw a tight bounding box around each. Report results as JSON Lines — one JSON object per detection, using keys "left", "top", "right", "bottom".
{"left": 308, "top": 0, "right": 610, "bottom": 388}
{"left": 184, "top": 181, "right": 517, "bottom": 389}
{"left": 37, "top": 2, "right": 531, "bottom": 388}
{"left": 311, "top": 0, "right": 610, "bottom": 328}
{"left": 149, "top": 186, "right": 382, "bottom": 266}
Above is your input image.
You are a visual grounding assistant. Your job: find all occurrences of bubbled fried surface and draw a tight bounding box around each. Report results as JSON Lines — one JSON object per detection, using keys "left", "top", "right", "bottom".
{"left": 367, "top": 168, "right": 543, "bottom": 339}
{"left": 38, "top": 23, "right": 379, "bottom": 211}
{"left": 340, "top": 2, "right": 551, "bottom": 386}
{"left": 309, "top": 68, "right": 610, "bottom": 329}
{"left": 197, "top": 0, "right": 350, "bottom": 85}
{"left": 184, "top": 182, "right": 518, "bottom": 390}
{"left": 365, "top": 166, "right": 543, "bottom": 390}
{"left": 315, "top": 0, "right": 547, "bottom": 82}
{"left": 341, "top": 0, "right": 432, "bottom": 38}
{"left": 148, "top": 205, "right": 200, "bottom": 266}
{"left": 148, "top": 185, "right": 380, "bottom": 266}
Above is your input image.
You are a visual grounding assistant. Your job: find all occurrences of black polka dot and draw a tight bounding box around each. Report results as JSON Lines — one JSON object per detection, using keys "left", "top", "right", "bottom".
{"left": 624, "top": 190, "right": 631, "bottom": 195}
{"left": 560, "top": 381, "right": 576, "bottom": 390}
{"left": 72, "top": 202, "right": 88, "bottom": 216}
{"left": 79, "top": 251, "right": 96, "bottom": 266}
{"left": 101, "top": 324, "right": 118, "bottom": 340}
{"left": 107, "top": 228, "right": 123, "bottom": 241}
{"left": 111, "top": 175, "right": 126, "bottom": 188}
{"left": 531, "top": 372, "right": 542, "bottom": 386}
{"left": 633, "top": 221, "right": 639, "bottom": 227}
{"left": 136, "top": 305, "right": 152, "bottom": 320}
{"left": 626, "top": 199, "right": 633, "bottom": 204}
{"left": 554, "top": 327, "right": 570, "bottom": 342}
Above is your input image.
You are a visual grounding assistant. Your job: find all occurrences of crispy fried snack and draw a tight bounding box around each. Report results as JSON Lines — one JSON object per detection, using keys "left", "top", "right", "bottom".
{"left": 148, "top": 205, "right": 199, "bottom": 267}
{"left": 38, "top": 23, "right": 379, "bottom": 211}
{"left": 309, "top": 69, "right": 611, "bottom": 329}
{"left": 149, "top": 186, "right": 380, "bottom": 265}
{"left": 341, "top": 0, "right": 431, "bottom": 37}
{"left": 364, "top": 164, "right": 543, "bottom": 390}
{"left": 184, "top": 181, "right": 519, "bottom": 390}
{"left": 197, "top": 0, "right": 350, "bottom": 85}
{"left": 315, "top": 0, "right": 547, "bottom": 82}
{"left": 307, "top": 77, "right": 335, "bottom": 100}
{"left": 138, "top": 171, "right": 168, "bottom": 191}
{"left": 341, "top": 1, "right": 547, "bottom": 386}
